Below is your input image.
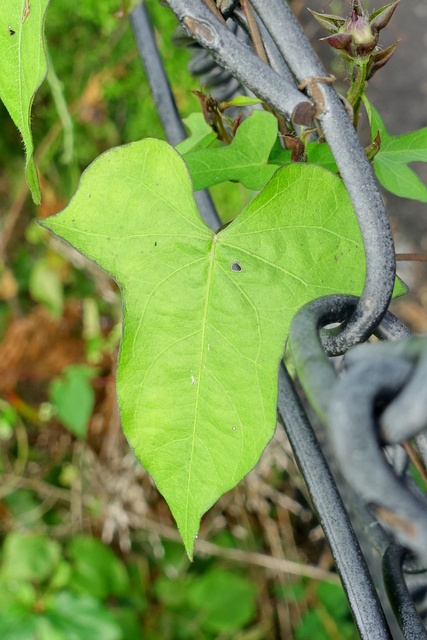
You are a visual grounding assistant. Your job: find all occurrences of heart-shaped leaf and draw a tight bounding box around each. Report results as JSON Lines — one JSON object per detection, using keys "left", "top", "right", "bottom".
{"left": 0, "top": 0, "right": 50, "bottom": 204}
{"left": 183, "top": 110, "right": 278, "bottom": 190}
{"left": 41, "top": 138, "right": 385, "bottom": 557}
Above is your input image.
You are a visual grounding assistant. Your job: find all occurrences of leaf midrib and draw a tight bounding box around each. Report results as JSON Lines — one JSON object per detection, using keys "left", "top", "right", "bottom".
{"left": 184, "top": 234, "right": 218, "bottom": 535}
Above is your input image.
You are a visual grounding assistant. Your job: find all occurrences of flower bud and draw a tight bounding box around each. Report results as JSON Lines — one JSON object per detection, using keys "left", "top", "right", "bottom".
{"left": 312, "top": 0, "right": 399, "bottom": 62}
{"left": 367, "top": 41, "right": 399, "bottom": 78}
{"left": 320, "top": 32, "right": 353, "bottom": 51}
{"left": 348, "top": 10, "right": 378, "bottom": 56}
{"left": 365, "top": 130, "right": 381, "bottom": 162}
{"left": 370, "top": 1, "right": 400, "bottom": 34}
{"left": 307, "top": 9, "right": 345, "bottom": 34}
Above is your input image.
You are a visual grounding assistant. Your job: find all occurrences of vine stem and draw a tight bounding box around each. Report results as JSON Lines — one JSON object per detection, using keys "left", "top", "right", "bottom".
{"left": 347, "top": 61, "right": 368, "bottom": 128}
{"left": 396, "top": 254, "right": 427, "bottom": 262}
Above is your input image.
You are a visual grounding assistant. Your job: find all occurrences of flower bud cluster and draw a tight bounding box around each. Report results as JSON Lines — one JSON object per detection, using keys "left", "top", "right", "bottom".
{"left": 309, "top": 0, "right": 399, "bottom": 78}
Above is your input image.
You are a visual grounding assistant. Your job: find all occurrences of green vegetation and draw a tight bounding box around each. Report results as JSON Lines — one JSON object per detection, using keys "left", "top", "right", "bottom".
{"left": 1, "top": 0, "right": 426, "bottom": 637}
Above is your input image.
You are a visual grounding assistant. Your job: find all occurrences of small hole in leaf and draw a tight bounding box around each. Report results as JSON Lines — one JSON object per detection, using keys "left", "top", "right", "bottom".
{"left": 231, "top": 262, "right": 242, "bottom": 272}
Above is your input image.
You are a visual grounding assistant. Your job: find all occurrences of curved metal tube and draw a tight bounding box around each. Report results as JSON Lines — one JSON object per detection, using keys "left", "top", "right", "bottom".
{"left": 382, "top": 352, "right": 427, "bottom": 444}
{"left": 288, "top": 295, "right": 357, "bottom": 422}
{"left": 329, "top": 357, "right": 427, "bottom": 559}
{"left": 130, "top": 3, "right": 221, "bottom": 231}
{"left": 383, "top": 545, "right": 427, "bottom": 638}
{"left": 166, "top": 0, "right": 313, "bottom": 123}
{"left": 249, "top": 0, "right": 396, "bottom": 355}
{"left": 278, "top": 365, "right": 393, "bottom": 640}
{"left": 343, "top": 337, "right": 427, "bottom": 444}
{"left": 232, "top": 8, "right": 296, "bottom": 84}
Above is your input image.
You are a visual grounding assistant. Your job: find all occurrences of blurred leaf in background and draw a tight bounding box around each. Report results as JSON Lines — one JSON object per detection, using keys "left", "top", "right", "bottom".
{"left": 49, "top": 365, "right": 97, "bottom": 439}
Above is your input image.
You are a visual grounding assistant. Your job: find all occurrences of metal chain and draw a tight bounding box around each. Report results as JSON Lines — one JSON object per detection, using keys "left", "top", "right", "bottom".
{"left": 130, "top": 2, "right": 427, "bottom": 637}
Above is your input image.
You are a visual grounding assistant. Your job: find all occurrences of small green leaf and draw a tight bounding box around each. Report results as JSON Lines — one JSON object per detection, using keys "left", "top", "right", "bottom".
{"left": 221, "top": 95, "right": 263, "bottom": 108}
{"left": 44, "top": 592, "right": 121, "bottom": 640}
{"left": 49, "top": 366, "right": 96, "bottom": 439}
{"left": 1, "top": 533, "right": 60, "bottom": 583}
{"left": 29, "top": 258, "right": 64, "bottom": 317}
{"left": 363, "top": 96, "right": 427, "bottom": 202}
{"left": 0, "top": 0, "right": 50, "bottom": 203}
{"left": 183, "top": 110, "right": 279, "bottom": 190}
{"left": 67, "top": 536, "right": 129, "bottom": 600}
{"left": 0, "top": 576, "right": 37, "bottom": 610}
{"left": 175, "top": 113, "right": 217, "bottom": 155}
{"left": 0, "top": 605, "right": 40, "bottom": 640}
{"left": 187, "top": 569, "right": 257, "bottom": 632}
{"left": 306, "top": 142, "right": 338, "bottom": 173}
{"left": 40, "top": 138, "right": 397, "bottom": 557}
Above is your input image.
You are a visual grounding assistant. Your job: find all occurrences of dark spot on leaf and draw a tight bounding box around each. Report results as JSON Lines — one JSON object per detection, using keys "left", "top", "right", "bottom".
{"left": 231, "top": 262, "right": 242, "bottom": 272}
{"left": 8, "top": 26, "right": 15, "bottom": 36}
{"left": 154, "top": 241, "right": 157, "bottom": 247}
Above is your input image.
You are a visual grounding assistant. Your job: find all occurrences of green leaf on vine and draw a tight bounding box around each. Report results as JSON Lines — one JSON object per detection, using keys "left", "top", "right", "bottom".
{"left": 0, "top": 0, "right": 50, "bottom": 204}
{"left": 363, "top": 97, "right": 427, "bottom": 202}
{"left": 221, "top": 95, "right": 263, "bottom": 109}
{"left": 40, "top": 138, "right": 400, "bottom": 557}
{"left": 183, "top": 110, "right": 278, "bottom": 190}
{"left": 175, "top": 113, "right": 217, "bottom": 155}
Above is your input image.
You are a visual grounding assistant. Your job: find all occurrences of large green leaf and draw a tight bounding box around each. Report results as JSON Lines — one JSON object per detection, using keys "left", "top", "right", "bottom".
{"left": 363, "top": 97, "right": 427, "bottom": 202}
{"left": 0, "top": 0, "right": 50, "bottom": 204}
{"left": 183, "top": 110, "right": 278, "bottom": 190}
{"left": 41, "top": 138, "right": 378, "bottom": 557}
